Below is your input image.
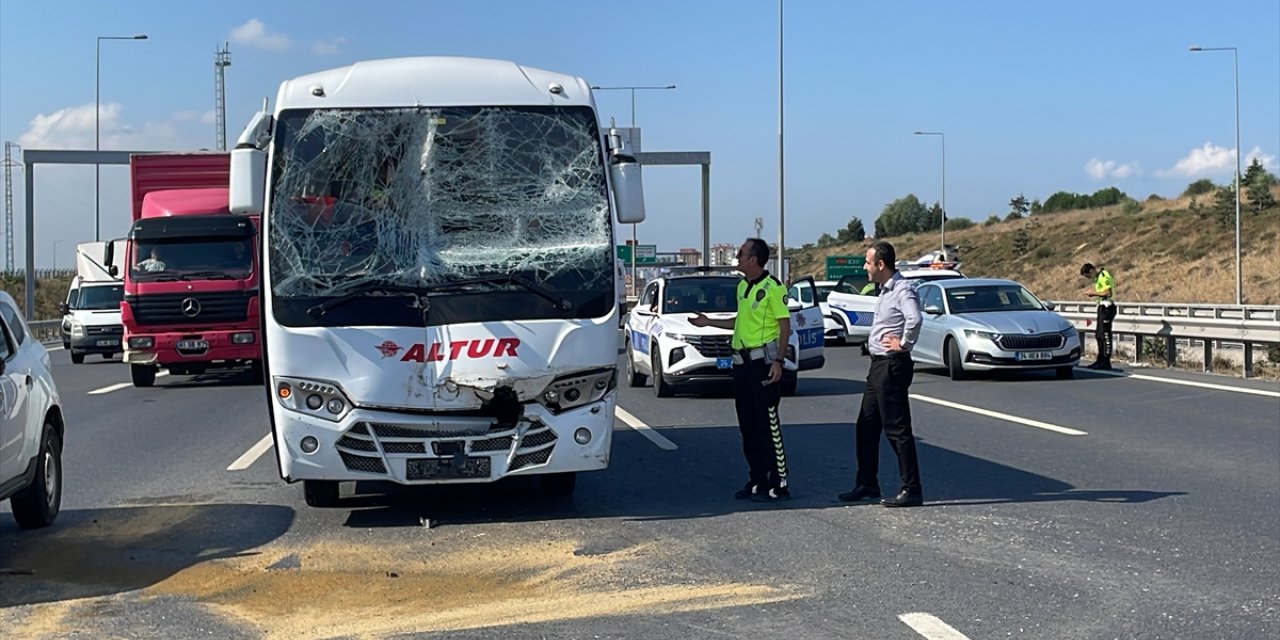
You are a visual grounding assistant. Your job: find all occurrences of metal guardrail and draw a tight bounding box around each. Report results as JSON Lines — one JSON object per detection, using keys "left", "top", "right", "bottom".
{"left": 1053, "top": 301, "right": 1280, "bottom": 378}
{"left": 26, "top": 319, "right": 63, "bottom": 345}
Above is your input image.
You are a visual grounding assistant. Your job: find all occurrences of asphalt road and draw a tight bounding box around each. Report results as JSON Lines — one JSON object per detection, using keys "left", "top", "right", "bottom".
{"left": 2, "top": 343, "right": 1277, "bottom": 639}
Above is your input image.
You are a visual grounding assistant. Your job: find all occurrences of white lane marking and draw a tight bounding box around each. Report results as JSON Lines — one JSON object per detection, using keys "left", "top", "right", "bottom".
{"left": 85, "top": 371, "right": 169, "bottom": 395}
{"left": 88, "top": 382, "right": 131, "bottom": 395}
{"left": 899, "top": 612, "right": 972, "bottom": 640}
{"left": 46, "top": 345, "right": 64, "bottom": 352}
{"left": 910, "top": 394, "right": 1088, "bottom": 436}
{"left": 614, "top": 406, "right": 678, "bottom": 450}
{"left": 1083, "top": 368, "right": 1280, "bottom": 399}
{"left": 227, "top": 433, "right": 274, "bottom": 471}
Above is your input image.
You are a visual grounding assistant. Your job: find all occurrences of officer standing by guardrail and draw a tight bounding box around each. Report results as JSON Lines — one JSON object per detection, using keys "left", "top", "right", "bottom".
{"left": 1081, "top": 262, "right": 1116, "bottom": 370}
{"left": 690, "top": 238, "right": 792, "bottom": 503}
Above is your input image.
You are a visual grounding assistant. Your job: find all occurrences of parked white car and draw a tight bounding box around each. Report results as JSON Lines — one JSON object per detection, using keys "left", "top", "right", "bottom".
{"left": 912, "top": 278, "right": 1082, "bottom": 380}
{"left": 624, "top": 271, "right": 825, "bottom": 397}
{"left": 0, "top": 292, "right": 65, "bottom": 529}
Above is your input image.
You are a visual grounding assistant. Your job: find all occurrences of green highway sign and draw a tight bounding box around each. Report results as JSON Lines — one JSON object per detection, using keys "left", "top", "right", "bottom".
{"left": 825, "top": 255, "right": 867, "bottom": 280}
{"left": 616, "top": 244, "right": 657, "bottom": 265}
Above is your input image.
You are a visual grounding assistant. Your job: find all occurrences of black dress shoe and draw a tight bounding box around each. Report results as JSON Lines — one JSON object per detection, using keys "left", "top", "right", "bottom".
{"left": 734, "top": 482, "right": 758, "bottom": 500}
{"left": 837, "top": 485, "right": 881, "bottom": 502}
{"left": 881, "top": 490, "right": 923, "bottom": 508}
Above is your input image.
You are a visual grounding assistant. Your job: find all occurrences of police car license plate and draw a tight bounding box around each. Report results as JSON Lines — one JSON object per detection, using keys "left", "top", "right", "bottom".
{"left": 97, "top": 339, "right": 119, "bottom": 347}
{"left": 1016, "top": 351, "right": 1051, "bottom": 361}
{"left": 716, "top": 357, "right": 733, "bottom": 370}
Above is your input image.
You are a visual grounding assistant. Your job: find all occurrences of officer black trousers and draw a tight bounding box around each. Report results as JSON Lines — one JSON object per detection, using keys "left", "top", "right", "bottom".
{"left": 732, "top": 357, "right": 788, "bottom": 490}
{"left": 1095, "top": 302, "right": 1117, "bottom": 365}
{"left": 855, "top": 353, "right": 922, "bottom": 494}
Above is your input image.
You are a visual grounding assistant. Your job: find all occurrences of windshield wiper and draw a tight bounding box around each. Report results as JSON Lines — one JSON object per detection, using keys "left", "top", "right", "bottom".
{"left": 307, "top": 281, "right": 428, "bottom": 319}
{"left": 176, "top": 270, "right": 237, "bottom": 281}
{"left": 430, "top": 274, "right": 573, "bottom": 312}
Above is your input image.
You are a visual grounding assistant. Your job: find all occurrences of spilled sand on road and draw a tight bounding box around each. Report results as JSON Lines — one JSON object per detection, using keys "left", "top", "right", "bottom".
{"left": 150, "top": 536, "right": 796, "bottom": 638}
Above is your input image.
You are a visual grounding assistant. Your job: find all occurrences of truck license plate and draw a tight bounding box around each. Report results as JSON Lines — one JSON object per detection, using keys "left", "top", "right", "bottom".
{"left": 1016, "top": 351, "right": 1051, "bottom": 361}
{"left": 716, "top": 357, "right": 733, "bottom": 370}
{"left": 406, "top": 457, "right": 491, "bottom": 480}
{"left": 177, "top": 339, "right": 209, "bottom": 351}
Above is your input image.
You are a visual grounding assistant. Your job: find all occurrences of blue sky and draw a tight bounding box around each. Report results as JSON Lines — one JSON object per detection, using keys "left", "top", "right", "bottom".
{"left": 2, "top": 0, "right": 1277, "bottom": 268}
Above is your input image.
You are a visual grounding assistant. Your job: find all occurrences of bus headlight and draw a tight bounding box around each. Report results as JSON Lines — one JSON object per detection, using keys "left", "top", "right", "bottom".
{"left": 275, "top": 376, "right": 352, "bottom": 422}
{"left": 538, "top": 368, "right": 615, "bottom": 414}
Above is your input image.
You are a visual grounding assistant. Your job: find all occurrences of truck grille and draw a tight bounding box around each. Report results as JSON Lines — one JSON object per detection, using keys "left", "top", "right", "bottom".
{"left": 127, "top": 291, "right": 251, "bottom": 326}
{"left": 997, "top": 334, "right": 1064, "bottom": 350}
{"left": 684, "top": 335, "right": 733, "bottom": 358}
{"left": 334, "top": 420, "right": 559, "bottom": 477}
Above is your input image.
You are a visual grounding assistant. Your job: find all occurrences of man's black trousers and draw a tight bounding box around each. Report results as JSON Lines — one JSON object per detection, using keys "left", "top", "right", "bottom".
{"left": 732, "top": 357, "right": 788, "bottom": 490}
{"left": 855, "top": 353, "right": 921, "bottom": 494}
{"left": 1095, "top": 302, "right": 1117, "bottom": 365}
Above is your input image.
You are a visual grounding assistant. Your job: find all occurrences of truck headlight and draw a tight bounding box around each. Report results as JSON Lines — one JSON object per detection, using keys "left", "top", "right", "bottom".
{"left": 128, "top": 336, "right": 154, "bottom": 349}
{"left": 275, "top": 376, "right": 352, "bottom": 422}
{"left": 231, "top": 332, "right": 256, "bottom": 344}
{"left": 539, "top": 368, "right": 615, "bottom": 414}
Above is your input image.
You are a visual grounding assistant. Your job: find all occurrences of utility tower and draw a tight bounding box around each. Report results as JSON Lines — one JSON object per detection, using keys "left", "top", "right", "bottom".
{"left": 754, "top": 216, "right": 764, "bottom": 239}
{"left": 2, "top": 142, "right": 19, "bottom": 273}
{"left": 214, "top": 42, "right": 231, "bottom": 151}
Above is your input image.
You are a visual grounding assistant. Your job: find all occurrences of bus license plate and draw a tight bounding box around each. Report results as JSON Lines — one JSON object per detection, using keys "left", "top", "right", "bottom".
{"left": 406, "top": 457, "right": 491, "bottom": 480}
{"left": 1017, "top": 351, "right": 1051, "bottom": 361}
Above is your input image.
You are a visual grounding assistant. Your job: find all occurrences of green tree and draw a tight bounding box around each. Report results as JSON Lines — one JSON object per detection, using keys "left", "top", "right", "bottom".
{"left": 1012, "top": 227, "right": 1031, "bottom": 254}
{"left": 925, "top": 203, "right": 944, "bottom": 232}
{"left": 874, "top": 194, "right": 929, "bottom": 237}
{"left": 983, "top": 214, "right": 1001, "bottom": 227}
{"left": 1009, "top": 194, "right": 1030, "bottom": 219}
{"left": 1006, "top": 210, "right": 1024, "bottom": 222}
{"left": 836, "top": 217, "right": 866, "bottom": 243}
{"left": 817, "top": 232, "right": 837, "bottom": 248}
{"left": 944, "top": 217, "right": 974, "bottom": 231}
{"left": 1030, "top": 198, "right": 1042, "bottom": 215}
{"left": 1211, "top": 183, "right": 1236, "bottom": 228}
{"left": 1244, "top": 158, "right": 1277, "bottom": 213}
{"left": 1183, "top": 178, "right": 1216, "bottom": 197}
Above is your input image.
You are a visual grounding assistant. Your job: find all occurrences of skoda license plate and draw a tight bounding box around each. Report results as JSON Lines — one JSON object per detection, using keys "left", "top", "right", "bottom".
{"left": 1016, "top": 351, "right": 1051, "bottom": 361}
{"left": 716, "top": 357, "right": 733, "bottom": 370}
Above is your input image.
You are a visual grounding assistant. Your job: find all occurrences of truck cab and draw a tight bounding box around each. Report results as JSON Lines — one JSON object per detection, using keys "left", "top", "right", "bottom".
{"left": 112, "top": 153, "right": 263, "bottom": 387}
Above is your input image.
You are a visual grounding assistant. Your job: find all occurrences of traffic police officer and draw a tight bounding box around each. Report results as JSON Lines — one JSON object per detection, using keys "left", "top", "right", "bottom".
{"left": 691, "top": 238, "right": 792, "bottom": 502}
{"left": 1080, "top": 262, "right": 1116, "bottom": 370}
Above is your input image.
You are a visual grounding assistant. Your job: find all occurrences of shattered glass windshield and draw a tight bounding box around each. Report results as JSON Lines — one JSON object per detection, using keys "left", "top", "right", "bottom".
{"left": 267, "top": 106, "right": 613, "bottom": 328}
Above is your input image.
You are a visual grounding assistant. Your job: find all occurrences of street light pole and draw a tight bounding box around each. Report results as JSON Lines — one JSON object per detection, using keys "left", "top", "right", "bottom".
{"left": 52, "top": 239, "right": 64, "bottom": 271}
{"left": 914, "top": 131, "right": 946, "bottom": 254}
{"left": 1189, "top": 45, "right": 1242, "bottom": 305}
{"left": 778, "top": 0, "right": 786, "bottom": 280}
{"left": 96, "top": 34, "right": 147, "bottom": 243}
{"left": 588, "top": 83, "right": 676, "bottom": 297}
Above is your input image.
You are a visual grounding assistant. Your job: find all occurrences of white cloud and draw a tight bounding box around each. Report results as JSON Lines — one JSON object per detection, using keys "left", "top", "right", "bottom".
{"left": 200, "top": 110, "right": 218, "bottom": 125}
{"left": 1158, "top": 142, "right": 1234, "bottom": 178}
{"left": 19, "top": 103, "right": 185, "bottom": 151}
{"left": 1084, "top": 158, "right": 1140, "bottom": 180}
{"left": 1244, "top": 147, "right": 1278, "bottom": 172}
{"left": 229, "top": 18, "right": 291, "bottom": 51}
{"left": 313, "top": 36, "right": 347, "bottom": 55}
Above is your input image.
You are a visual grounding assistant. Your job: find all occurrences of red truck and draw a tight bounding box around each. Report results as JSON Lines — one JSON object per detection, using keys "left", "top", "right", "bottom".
{"left": 107, "top": 152, "right": 262, "bottom": 387}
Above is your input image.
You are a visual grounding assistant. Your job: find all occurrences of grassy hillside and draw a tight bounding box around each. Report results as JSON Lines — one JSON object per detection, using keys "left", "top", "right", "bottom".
{"left": 1, "top": 272, "right": 75, "bottom": 321}
{"left": 791, "top": 188, "right": 1280, "bottom": 306}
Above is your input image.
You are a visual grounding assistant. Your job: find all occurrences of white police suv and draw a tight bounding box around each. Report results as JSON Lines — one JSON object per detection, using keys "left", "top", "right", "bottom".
{"left": 623, "top": 270, "right": 825, "bottom": 397}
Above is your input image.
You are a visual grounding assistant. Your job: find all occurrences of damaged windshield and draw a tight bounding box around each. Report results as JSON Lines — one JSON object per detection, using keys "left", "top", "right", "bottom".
{"left": 267, "top": 106, "right": 613, "bottom": 327}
